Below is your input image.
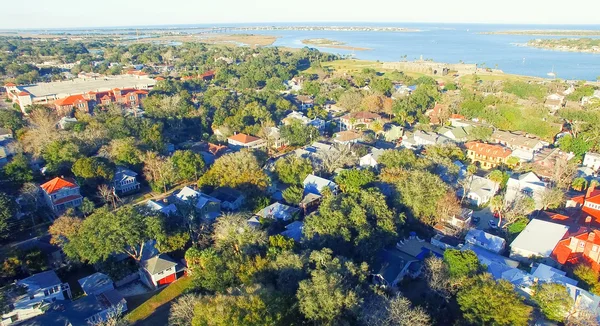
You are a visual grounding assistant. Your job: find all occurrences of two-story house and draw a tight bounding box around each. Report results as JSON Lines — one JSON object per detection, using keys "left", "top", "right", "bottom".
{"left": 553, "top": 229, "right": 600, "bottom": 271}
{"left": 583, "top": 152, "right": 600, "bottom": 172}
{"left": 465, "top": 141, "right": 513, "bottom": 170}
{"left": 340, "top": 112, "right": 382, "bottom": 130}
{"left": 175, "top": 186, "right": 222, "bottom": 220}
{"left": 139, "top": 254, "right": 185, "bottom": 289}
{"left": 505, "top": 172, "right": 548, "bottom": 209}
{"left": 40, "top": 177, "right": 83, "bottom": 214}
{"left": 112, "top": 167, "right": 140, "bottom": 196}
{"left": 227, "top": 133, "right": 266, "bottom": 151}
{"left": 1, "top": 271, "right": 71, "bottom": 325}
{"left": 490, "top": 130, "right": 547, "bottom": 161}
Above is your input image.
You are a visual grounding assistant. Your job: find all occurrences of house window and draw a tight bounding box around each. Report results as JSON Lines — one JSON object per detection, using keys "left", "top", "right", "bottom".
{"left": 44, "top": 290, "right": 49, "bottom": 296}
{"left": 580, "top": 241, "right": 585, "bottom": 248}
{"left": 593, "top": 245, "right": 598, "bottom": 252}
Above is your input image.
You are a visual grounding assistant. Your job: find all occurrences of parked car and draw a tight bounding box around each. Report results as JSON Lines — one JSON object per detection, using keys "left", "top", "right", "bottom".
{"left": 488, "top": 220, "right": 498, "bottom": 229}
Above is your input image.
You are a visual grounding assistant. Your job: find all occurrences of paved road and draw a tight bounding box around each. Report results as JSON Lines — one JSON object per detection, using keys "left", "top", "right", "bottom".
{"left": 472, "top": 207, "right": 500, "bottom": 232}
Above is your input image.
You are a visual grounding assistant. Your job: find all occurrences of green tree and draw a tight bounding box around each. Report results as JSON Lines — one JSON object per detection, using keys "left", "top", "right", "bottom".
{"left": 467, "top": 126, "right": 493, "bottom": 142}
{"left": 0, "top": 109, "right": 25, "bottom": 132}
{"left": 457, "top": 274, "right": 532, "bottom": 326}
{"left": 1, "top": 153, "right": 33, "bottom": 186}
{"left": 0, "top": 193, "right": 16, "bottom": 239}
{"left": 200, "top": 151, "right": 269, "bottom": 191}
{"left": 443, "top": 249, "right": 482, "bottom": 279}
{"left": 280, "top": 119, "right": 320, "bottom": 146}
{"left": 297, "top": 249, "right": 367, "bottom": 325}
{"left": 282, "top": 185, "right": 304, "bottom": 205}
{"left": 334, "top": 169, "right": 375, "bottom": 193}
{"left": 171, "top": 150, "right": 206, "bottom": 182}
{"left": 489, "top": 170, "right": 504, "bottom": 188}
{"left": 185, "top": 247, "right": 236, "bottom": 292}
{"left": 212, "top": 213, "right": 267, "bottom": 257}
{"left": 56, "top": 206, "right": 166, "bottom": 263}
{"left": 72, "top": 157, "right": 115, "bottom": 181}
{"left": 573, "top": 263, "right": 600, "bottom": 295}
{"left": 304, "top": 189, "right": 400, "bottom": 261}
{"left": 104, "top": 138, "right": 143, "bottom": 166}
{"left": 79, "top": 198, "right": 95, "bottom": 216}
{"left": 572, "top": 177, "right": 588, "bottom": 192}
{"left": 42, "top": 139, "right": 83, "bottom": 173}
{"left": 274, "top": 156, "right": 313, "bottom": 185}
{"left": 532, "top": 283, "right": 574, "bottom": 322}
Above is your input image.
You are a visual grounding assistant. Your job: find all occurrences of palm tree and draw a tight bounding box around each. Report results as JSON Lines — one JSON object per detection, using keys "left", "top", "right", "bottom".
{"left": 488, "top": 170, "right": 504, "bottom": 190}
{"left": 489, "top": 195, "right": 505, "bottom": 228}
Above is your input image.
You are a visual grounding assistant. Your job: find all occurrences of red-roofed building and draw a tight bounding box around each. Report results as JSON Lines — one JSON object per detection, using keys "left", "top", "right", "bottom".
{"left": 227, "top": 133, "right": 266, "bottom": 150}
{"left": 552, "top": 229, "right": 600, "bottom": 272}
{"left": 40, "top": 177, "right": 83, "bottom": 213}
{"left": 53, "top": 88, "right": 149, "bottom": 113}
{"left": 426, "top": 103, "right": 448, "bottom": 125}
{"left": 465, "top": 141, "right": 513, "bottom": 169}
{"left": 200, "top": 70, "right": 215, "bottom": 81}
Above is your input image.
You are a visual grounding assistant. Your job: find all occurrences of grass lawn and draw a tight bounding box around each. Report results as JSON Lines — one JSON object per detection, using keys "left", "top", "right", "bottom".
{"left": 125, "top": 276, "right": 193, "bottom": 324}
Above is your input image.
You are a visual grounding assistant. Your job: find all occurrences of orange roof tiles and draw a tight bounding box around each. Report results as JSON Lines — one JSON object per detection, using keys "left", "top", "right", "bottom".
{"left": 41, "top": 177, "right": 78, "bottom": 194}
{"left": 17, "top": 91, "right": 30, "bottom": 96}
{"left": 465, "top": 141, "right": 512, "bottom": 159}
{"left": 5, "top": 82, "right": 16, "bottom": 87}
{"left": 228, "top": 133, "right": 261, "bottom": 144}
{"left": 54, "top": 94, "right": 87, "bottom": 107}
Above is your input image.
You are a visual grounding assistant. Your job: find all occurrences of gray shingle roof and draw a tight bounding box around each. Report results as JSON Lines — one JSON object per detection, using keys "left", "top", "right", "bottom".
{"left": 141, "top": 254, "right": 178, "bottom": 275}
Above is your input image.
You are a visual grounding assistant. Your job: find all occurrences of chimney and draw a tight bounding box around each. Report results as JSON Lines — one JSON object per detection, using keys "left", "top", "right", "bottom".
{"left": 589, "top": 232, "right": 596, "bottom": 242}
{"left": 586, "top": 216, "right": 592, "bottom": 224}
{"left": 587, "top": 183, "right": 596, "bottom": 199}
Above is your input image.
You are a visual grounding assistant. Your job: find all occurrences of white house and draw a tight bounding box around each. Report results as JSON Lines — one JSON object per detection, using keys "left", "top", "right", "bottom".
{"left": 146, "top": 199, "right": 177, "bottom": 215}
{"left": 210, "top": 188, "right": 245, "bottom": 211}
{"left": 303, "top": 174, "right": 338, "bottom": 196}
{"left": 174, "top": 186, "right": 221, "bottom": 219}
{"left": 78, "top": 273, "right": 114, "bottom": 296}
{"left": 112, "top": 167, "right": 140, "bottom": 195}
{"left": 359, "top": 148, "right": 386, "bottom": 169}
{"left": 40, "top": 177, "right": 83, "bottom": 214}
{"left": 458, "top": 175, "right": 498, "bottom": 206}
{"left": 504, "top": 172, "right": 548, "bottom": 210}
{"left": 510, "top": 219, "right": 569, "bottom": 263}
{"left": 227, "top": 133, "right": 266, "bottom": 150}
{"left": 1, "top": 271, "right": 71, "bottom": 325}
{"left": 139, "top": 254, "right": 183, "bottom": 289}
{"left": 255, "top": 202, "right": 300, "bottom": 221}
{"left": 583, "top": 152, "right": 600, "bottom": 172}
{"left": 465, "top": 229, "right": 506, "bottom": 254}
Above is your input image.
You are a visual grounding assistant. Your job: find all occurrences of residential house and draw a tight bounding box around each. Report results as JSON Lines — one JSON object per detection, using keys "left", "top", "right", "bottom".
{"left": 430, "top": 234, "right": 462, "bottom": 250}
{"left": 438, "top": 125, "right": 469, "bottom": 143}
{"left": 505, "top": 172, "right": 548, "bottom": 209}
{"left": 545, "top": 93, "right": 565, "bottom": 111}
{"left": 582, "top": 90, "right": 600, "bottom": 106}
{"left": 372, "top": 235, "right": 443, "bottom": 288}
{"left": 282, "top": 111, "right": 311, "bottom": 125}
{"left": 465, "top": 141, "right": 513, "bottom": 170}
{"left": 553, "top": 229, "right": 600, "bottom": 271}
{"left": 426, "top": 103, "right": 448, "bottom": 125}
{"left": 490, "top": 130, "right": 547, "bottom": 161}
{"left": 465, "top": 229, "right": 506, "bottom": 254}
{"left": 0, "top": 128, "right": 12, "bottom": 141}
{"left": 510, "top": 219, "right": 569, "bottom": 263}
{"left": 458, "top": 175, "right": 498, "bottom": 206}
{"left": 381, "top": 123, "right": 403, "bottom": 142}
{"left": 295, "top": 95, "right": 314, "bottom": 110}
{"left": 227, "top": 133, "right": 266, "bottom": 150}
{"left": 255, "top": 202, "right": 299, "bottom": 221}
{"left": 401, "top": 130, "right": 450, "bottom": 149}
{"left": 531, "top": 148, "right": 575, "bottom": 180}
{"left": 340, "top": 112, "right": 381, "bottom": 130}
{"left": 584, "top": 152, "right": 600, "bottom": 172}
{"left": 18, "top": 288, "right": 127, "bottom": 326}
{"left": 174, "top": 186, "right": 222, "bottom": 219}
{"left": 299, "top": 193, "right": 322, "bottom": 215}
{"left": 359, "top": 148, "right": 386, "bottom": 169}
{"left": 303, "top": 174, "right": 338, "bottom": 196}
{"left": 333, "top": 130, "right": 362, "bottom": 145}
{"left": 40, "top": 177, "right": 83, "bottom": 214}
{"left": 434, "top": 208, "right": 473, "bottom": 235}
{"left": 78, "top": 273, "right": 114, "bottom": 296}
{"left": 112, "top": 167, "right": 140, "bottom": 196}
{"left": 139, "top": 254, "right": 185, "bottom": 289}
{"left": 146, "top": 199, "right": 177, "bottom": 215}
{"left": 1, "top": 271, "right": 71, "bottom": 325}
{"left": 210, "top": 188, "right": 245, "bottom": 211}
{"left": 280, "top": 221, "right": 304, "bottom": 242}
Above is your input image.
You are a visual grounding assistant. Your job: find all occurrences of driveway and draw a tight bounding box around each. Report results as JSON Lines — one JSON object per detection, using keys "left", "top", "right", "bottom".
{"left": 472, "top": 207, "right": 499, "bottom": 231}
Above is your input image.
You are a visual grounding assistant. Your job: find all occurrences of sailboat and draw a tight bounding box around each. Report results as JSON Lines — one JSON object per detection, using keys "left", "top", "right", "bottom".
{"left": 547, "top": 66, "right": 556, "bottom": 78}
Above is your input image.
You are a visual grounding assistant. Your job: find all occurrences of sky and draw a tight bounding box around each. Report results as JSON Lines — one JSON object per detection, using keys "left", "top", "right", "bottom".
{"left": 1, "top": 0, "right": 600, "bottom": 29}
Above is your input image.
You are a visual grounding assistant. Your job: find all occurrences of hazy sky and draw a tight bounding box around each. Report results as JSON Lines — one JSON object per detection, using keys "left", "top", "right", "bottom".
{"left": 2, "top": 0, "right": 600, "bottom": 29}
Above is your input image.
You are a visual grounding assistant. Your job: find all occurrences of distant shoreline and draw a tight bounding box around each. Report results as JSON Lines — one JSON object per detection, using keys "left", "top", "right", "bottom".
{"left": 482, "top": 30, "right": 600, "bottom": 36}
{"left": 526, "top": 38, "right": 600, "bottom": 54}
{"left": 301, "top": 38, "right": 371, "bottom": 51}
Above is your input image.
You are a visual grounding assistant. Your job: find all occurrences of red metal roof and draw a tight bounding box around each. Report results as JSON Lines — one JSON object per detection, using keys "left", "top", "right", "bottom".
{"left": 17, "top": 91, "right": 30, "bottom": 96}
{"left": 228, "top": 133, "right": 261, "bottom": 144}
{"left": 41, "top": 177, "right": 78, "bottom": 194}
{"left": 465, "top": 141, "right": 513, "bottom": 159}
{"left": 54, "top": 95, "right": 87, "bottom": 106}
{"left": 5, "top": 82, "right": 16, "bottom": 87}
